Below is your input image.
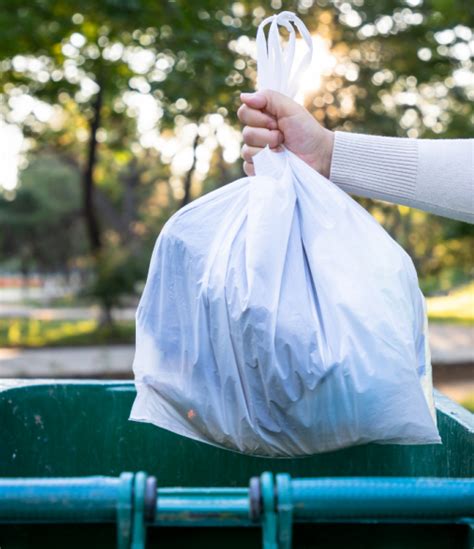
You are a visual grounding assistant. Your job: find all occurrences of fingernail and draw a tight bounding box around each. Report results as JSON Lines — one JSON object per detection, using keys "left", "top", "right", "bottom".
{"left": 240, "top": 92, "right": 255, "bottom": 100}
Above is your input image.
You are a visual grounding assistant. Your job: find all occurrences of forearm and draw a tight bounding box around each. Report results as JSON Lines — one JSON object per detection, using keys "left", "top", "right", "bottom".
{"left": 329, "top": 131, "right": 474, "bottom": 224}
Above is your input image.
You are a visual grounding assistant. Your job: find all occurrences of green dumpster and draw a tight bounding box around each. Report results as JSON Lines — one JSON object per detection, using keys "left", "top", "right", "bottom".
{"left": 0, "top": 379, "right": 473, "bottom": 548}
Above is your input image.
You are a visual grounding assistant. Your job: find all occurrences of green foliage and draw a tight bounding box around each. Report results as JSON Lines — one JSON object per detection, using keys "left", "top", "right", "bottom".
{"left": 0, "top": 155, "right": 86, "bottom": 272}
{"left": 86, "top": 246, "right": 145, "bottom": 318}
{"left": 86, "top": 249, "right": 138, "bottom": 310}
{"left": 0, "top": 0, "right": 472, "bottom": 307}
{"left": 0, "top": 0, "right": 263, "bottom": 314}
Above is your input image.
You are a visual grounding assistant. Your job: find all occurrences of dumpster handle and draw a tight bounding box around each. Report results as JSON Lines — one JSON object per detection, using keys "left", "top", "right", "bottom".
{"left": 1, "top": 473, "right": 473, "bottom": 549}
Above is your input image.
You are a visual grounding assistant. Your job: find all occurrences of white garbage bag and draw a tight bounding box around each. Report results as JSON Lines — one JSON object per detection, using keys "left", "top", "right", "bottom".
{"left": 130, "top": 11, "right": 440, "bottom": 456}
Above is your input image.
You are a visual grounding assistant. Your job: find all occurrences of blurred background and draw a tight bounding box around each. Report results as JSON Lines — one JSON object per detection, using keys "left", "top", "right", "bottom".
{"left": 0, "top": 0, "right": 472, "bottom": 409}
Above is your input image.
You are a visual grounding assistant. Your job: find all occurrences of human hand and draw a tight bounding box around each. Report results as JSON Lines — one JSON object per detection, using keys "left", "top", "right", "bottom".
{"left": 238, "top": 90, "right": 334, "bottom": 178}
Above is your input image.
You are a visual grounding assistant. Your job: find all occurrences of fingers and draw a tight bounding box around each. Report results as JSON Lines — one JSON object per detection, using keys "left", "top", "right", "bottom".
{"left": 239, "top": 90, "right": 287, "bottom": 177}
{"left": 241, "top": 144, "right": 262, "bottom": 163}
{"left": 243, "top": 161, "right": 255, "bottom": 176}
{"left": 242, "top": 126, "right": 283, "bottom": 149}
{"left": 240, "top": 92, "right": 267, "bottom": 110}
{"left": 240, "top": 90, "right": 302, "bottom": 118}
{"left": 237, "top": 104, "right": 278, "bottom": 130}
{"left": 241, "top": 143, "right": 283, "bottom": 176}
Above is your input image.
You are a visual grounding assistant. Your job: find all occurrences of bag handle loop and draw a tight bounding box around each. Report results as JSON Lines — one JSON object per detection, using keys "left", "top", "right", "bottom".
{"left": 256, "top": 11, "right": 313, "bottom": 99}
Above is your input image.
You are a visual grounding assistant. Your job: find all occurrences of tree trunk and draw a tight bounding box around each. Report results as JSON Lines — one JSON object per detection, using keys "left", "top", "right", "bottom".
{"left": 83, "top": 81, "right": 103, "bottom": 254}
{"left": 180, "top": 134, "right": 199, "bottom": 208}
{"left": 122, "top": 159, "right": 139, "bottom": 243}
{"left": 99, "top": 303, "right": 114, "bottom": 328}
{"left": 20, "top": 262, "right": 29, "bottom": 301}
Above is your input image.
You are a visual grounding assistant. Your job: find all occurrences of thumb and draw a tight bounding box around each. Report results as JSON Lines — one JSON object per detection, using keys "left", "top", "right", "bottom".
{"left": 240, "top": 89, "right": 301, "bottom": 118}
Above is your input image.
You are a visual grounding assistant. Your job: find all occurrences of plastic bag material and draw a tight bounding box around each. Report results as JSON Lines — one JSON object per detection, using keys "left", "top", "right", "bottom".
{"left": 129, "top": 11, "right": 441, "bottom": 456}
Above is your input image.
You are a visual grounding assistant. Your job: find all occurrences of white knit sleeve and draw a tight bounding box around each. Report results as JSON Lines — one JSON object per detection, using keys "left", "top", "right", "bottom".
{"left": 329, "top": 131, "right": 474, "bottom": 224}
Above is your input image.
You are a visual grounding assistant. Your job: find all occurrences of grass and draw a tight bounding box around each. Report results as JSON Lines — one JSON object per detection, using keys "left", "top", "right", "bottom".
{"left": 426, "top": 282, "right": 474, "bottom": 325}
{"left": 461, "top": 393, "right": 474, "bottom": 413}
{"left": 0, "top": 318, "right": 135, "bottom": 348}
{"left": 17, "top": 295, "right": 95, "bottom": 309}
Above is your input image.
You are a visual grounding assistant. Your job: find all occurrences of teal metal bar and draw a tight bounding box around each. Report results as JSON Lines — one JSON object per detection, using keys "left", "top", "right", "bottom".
{"left": 0, "top": 475, "right": 473, "bottom": 528}
{"left": 0, "top": 476, "right": 121, "bottom": 523}
{"left": 155, "top": 487, "right": 252, "bottom": 526}
{"left": 153, "top": 478, "right": 474, "bottom": 529}
{"left": 290, "top": 477, "right": 474, "bottom": 520}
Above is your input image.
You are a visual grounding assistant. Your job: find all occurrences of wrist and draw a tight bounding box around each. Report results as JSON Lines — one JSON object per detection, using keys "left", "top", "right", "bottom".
{"left": 317, "top": 129, "right": 334, "bottom": 179}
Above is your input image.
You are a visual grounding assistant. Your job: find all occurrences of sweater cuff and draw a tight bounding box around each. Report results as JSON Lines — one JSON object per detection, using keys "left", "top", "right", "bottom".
{"left": 329, "top": 131, "right": 418, "bottom": 203}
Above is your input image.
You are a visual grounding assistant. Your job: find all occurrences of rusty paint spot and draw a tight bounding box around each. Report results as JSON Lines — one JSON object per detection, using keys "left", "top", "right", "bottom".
{"left": 187, "top": 409, "right": 196, "bottom": 419}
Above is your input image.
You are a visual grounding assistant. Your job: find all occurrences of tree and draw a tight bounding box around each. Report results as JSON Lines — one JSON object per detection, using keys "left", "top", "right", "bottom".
{"left": 0, "top": 0, "right": 262, "bottom": 251}
{"left": 0, "top": 0, "right": 260, "bottom": 318}
{"left": 0, "top": 155, "right": 86, "bottom": 276}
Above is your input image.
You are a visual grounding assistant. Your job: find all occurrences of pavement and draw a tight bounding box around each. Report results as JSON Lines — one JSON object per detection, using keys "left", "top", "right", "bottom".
{"left": 0, "top": 345, "right": 135, "bottom": 378}
{"left": 427, "top": 323, "right": 473, "bottom": 364}
{"left": 0, "top": 304, "right": 136, "bottom": 321}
